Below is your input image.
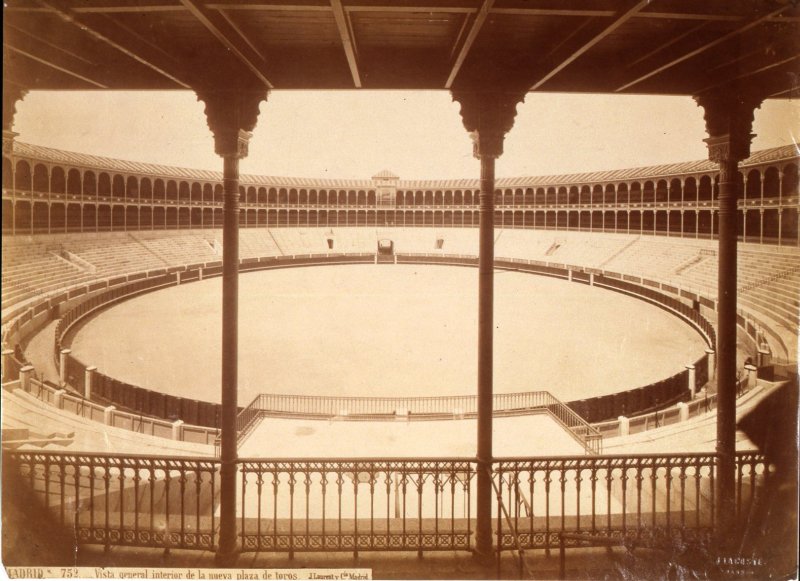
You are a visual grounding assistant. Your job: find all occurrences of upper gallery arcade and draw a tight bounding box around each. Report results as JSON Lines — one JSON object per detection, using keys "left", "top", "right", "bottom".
{"left": 3, "top": 139, "right": 798, "bottom": 245}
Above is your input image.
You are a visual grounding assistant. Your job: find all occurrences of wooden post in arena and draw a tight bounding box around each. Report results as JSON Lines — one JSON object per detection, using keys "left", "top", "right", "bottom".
{"left": 199, "top": 89, "right": 267, "bottom": 564}
{"left": 695, "top": 88, "right": 762, "bottom": 544}
{"left": 452, "top": 90, "right": 524, "bottom": 560}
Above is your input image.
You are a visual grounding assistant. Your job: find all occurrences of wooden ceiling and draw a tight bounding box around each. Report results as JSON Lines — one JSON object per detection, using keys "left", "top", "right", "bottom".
{"left": 4, "top": 0, "right": 799, "bottom": 97}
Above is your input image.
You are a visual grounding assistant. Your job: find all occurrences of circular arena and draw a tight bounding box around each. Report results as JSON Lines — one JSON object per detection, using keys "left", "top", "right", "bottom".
{"left": 3, "top": 136, "right": 798, "bottom": 574}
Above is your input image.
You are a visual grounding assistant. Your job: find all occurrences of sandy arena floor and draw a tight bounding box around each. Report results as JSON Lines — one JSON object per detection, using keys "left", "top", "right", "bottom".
{"left": 69, "top": 264, "right": 707, "bottom": 405}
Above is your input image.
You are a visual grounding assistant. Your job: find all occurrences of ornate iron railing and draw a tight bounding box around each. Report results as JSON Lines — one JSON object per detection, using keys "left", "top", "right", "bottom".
{"left": 5, "top": 451, "right": 219, "bottom": 550}
{"left": 491, "top": 452, "right": 769, "bottom": 553}
{"left": 3, "top": 451, "right": 770, "bottom": 557}
{"left": 237, "top": 458, "right": 476, "bottom": 556}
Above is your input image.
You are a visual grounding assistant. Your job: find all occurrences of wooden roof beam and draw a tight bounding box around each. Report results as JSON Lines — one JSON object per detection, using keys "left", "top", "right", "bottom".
{"left": 331, "top": 0, "right": 361, "bottom": 88}
{"left": 178, "top": 0, "right": 274, "bottom": 90}
{"left": 38, "top": 0, "right": 193, "bottom": 89}
{"left": 3, "top": 42, "right": 108, "bottom": 88}
{"left": 445, "top": 0, "right": 494, "bottom": 89}
{"left": 615, "top": 4, "right": 792, "bottom": 93}
{"left": 529, "top": 0, "right": 650, "bottom": 91}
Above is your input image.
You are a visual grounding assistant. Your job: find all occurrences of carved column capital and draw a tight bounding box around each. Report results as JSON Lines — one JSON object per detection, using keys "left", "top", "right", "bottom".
{"left": 451, "top": 91, "right": 526, "bottom": 159}
{"left": 197, "top": 89, "right": 268, "bottom": 159}
{"left": 694, "top": 90, "right": 763, "bottom": 164}
{"left": 3, "top": 85, "right": 28, "bottom": 133}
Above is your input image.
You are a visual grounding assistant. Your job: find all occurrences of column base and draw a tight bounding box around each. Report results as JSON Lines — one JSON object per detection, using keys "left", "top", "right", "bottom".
{"left": 214, "top": 544, "right": 241, "bottom": 567}
{"left": 471, "top": 546, "right": 495, "bottom": 567}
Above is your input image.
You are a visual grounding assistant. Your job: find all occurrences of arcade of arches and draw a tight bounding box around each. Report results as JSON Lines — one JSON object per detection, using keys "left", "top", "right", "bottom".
{"left": 3, "top": 142, "right": 798, "bottom": 246}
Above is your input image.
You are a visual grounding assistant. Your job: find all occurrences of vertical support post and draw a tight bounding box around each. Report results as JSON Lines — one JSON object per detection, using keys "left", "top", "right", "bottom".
{"left": 452, "top": 90, "right": 524, "bottom": 560}
{"left": 706, "top": 348, "right": 716, "bottom": 381}
{"left": 618, "top": 415, "right": 630, "bottom": 437}
{"left": 85, "top": 365, "right": 96, "bottom": 399}
{"left": 198, "top": 89, "right": 267, "bottom": 565}
{"left": 686, "top": 364, "right": 696, "bottom": 398}
{"left": 695, "top": 89, "right": 762, "bottom": 542}
{"left": 1, "top": 348, "right": 15, "bottom": 383}
{"left": 476, "top": 151, "right": 496, "bottom": 557}
{"left": 59, "top": 348, "right": 71, "bottom": 385}
{"left": 19, "top": 365, "right": 34, "bottom": 392}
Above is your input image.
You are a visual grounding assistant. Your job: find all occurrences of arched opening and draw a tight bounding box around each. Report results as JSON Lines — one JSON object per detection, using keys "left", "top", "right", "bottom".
{"left": 126, "top": 176, "right": 139, "bottom": 199}
{"left": 684, "top": 177, "right": 697, "bottom": 203}
{"left": 32, "top": 202, "right": 48, "bottom": 232}
{"left": 83, "top": 171, "right": 97, "bottom": 197}
{"left": 192, "top": 182, "right": 203, "bottom": 202}
{"left": 745, "top": 170, "right": 761, "bottom": 200}
{"left": 763, "top": 167, "right": 780, "bottom": 199}
{"left": 698, "top": 176, "right": 712, "bottom": 201}
{"left": 83, "top": 204, "right": 97, "bottom": 230}
{"left": 111, "top": 205, "right": 125, "bottom": 230}
{"left": 98, "top": 173, "right": 111, "bottom": 196}
{"left": 642, "top": 181, "right": 655, "bottom": 203}
{"left": 113, "top": 175, "right": 126, "bottom": 197}
{"left": 668, "top": 179, "right": 682, "bottom": 202}
{"left": 66, "top": 203, "right": 81, "bottom": 232}
{"left": 762, "top": 209, "right": 779, "bottom": 241}
{"left": 154, "top": 206, "right": 167, "bottom": 228}
{"left": 782, "top": 164, "right": 798, "bottom": 199}
{"left": 604, "top": 184, "right": 615, "bottom": 204}
{"left": 14, "top": 201, "right": 31, "bottom": 233}
{"left": 617, "top": 211, "right": 629, "bottom": 232}
{"left": 51, "top": 166, "right": 65, "bottom": 194}
{"left": 655, "top": 180, "right": 668, "bottom": 202}
{"left": 617, "top": 183, "right": 628, "bottom": 205}
{"left": 178, "top": 207, "right": 190, "bottom": 228}
{"left": 592, "top": 184, "right": 603, "bottom": 205}
{"left": 630, "top": 182, "right": 641, "bottom": 204}
{"left": 2, "top": 157, "right": 12, "bottom": 189}
{"left": 780, "top": 208, "right": 797, "bottom": 243}
{"left": 140, "top": 178, "right": 152, "bottom": 200}
{"left": 166, "top": 180, "right": 178, "bottom": 201}
{"left": 179, "top": 181, "right": 190, "bottom": 201}
{"left": 15, "top": 160, "right": 31, "bottom": 191}
{"left": 140, "top": 206, "right": 153, "bottom": 229}
{"left": 33, "top": 164, "right": 49, "bottom": 193}
{"left": 98, "top": 205, "right": 112, "bottom": 231}
{"left": 166, "top": 206, "right": 178, "bottom": 228}
{"left": 126, "top": 206, "right": 138, "bottom": 229}
{"left": 67, "top": 169, "right": 81, "bottom": 195}
{"left": 154, "top": 179, "right": 166, "bottom": 200}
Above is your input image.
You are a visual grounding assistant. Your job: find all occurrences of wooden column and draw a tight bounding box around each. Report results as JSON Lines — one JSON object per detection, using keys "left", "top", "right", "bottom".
{"left": 452, "top": 90, "right": 524, "bottom": 559}
{"left": 695, "top": 89, "right": 762, "bottom": 542}
{"left": 198, "top": 89, "right": 267, "bottom": 564}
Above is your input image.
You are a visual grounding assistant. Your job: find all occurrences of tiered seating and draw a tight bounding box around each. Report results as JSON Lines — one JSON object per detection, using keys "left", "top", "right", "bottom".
{"left": 132, "top": 231, "right": 219, "bottom": 265}
{"left": 531, "top": 232, "right": 635, "bottom": 269}
{"left": 67, "top": 237, "right": 169, "bottom": 277}
{"left": 601, "top": 237, "right": 709, "bottom": 281}
{"left": 239, "top": 229, "right": 281, "bottom": 259}
{"left": 680, "top": 246, "right": 800, "bottom": 336}
{"left": 4, "top": 228, "right": 797, "bottom": 361}
{"left": 1, "top": 242, "right": 94, "bottom": 311}
{"left": 2, "top": 385, "right": 211, "bottom": 455}
{"left": 269, "top": 228, "right": 331, "bottom": 255}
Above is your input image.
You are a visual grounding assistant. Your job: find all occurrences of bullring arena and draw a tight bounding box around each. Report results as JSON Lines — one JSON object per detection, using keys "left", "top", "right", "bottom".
{"left": 3, "top": 137, "right": 798, "bottom": 576}
{"left": 2, "top": 1, "right": 800, "bottom": 578}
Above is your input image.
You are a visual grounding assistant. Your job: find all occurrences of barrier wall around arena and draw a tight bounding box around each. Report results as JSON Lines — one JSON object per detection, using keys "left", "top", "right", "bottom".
{"left": 21, "top": 252, "right": 724, "bottom": 429}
